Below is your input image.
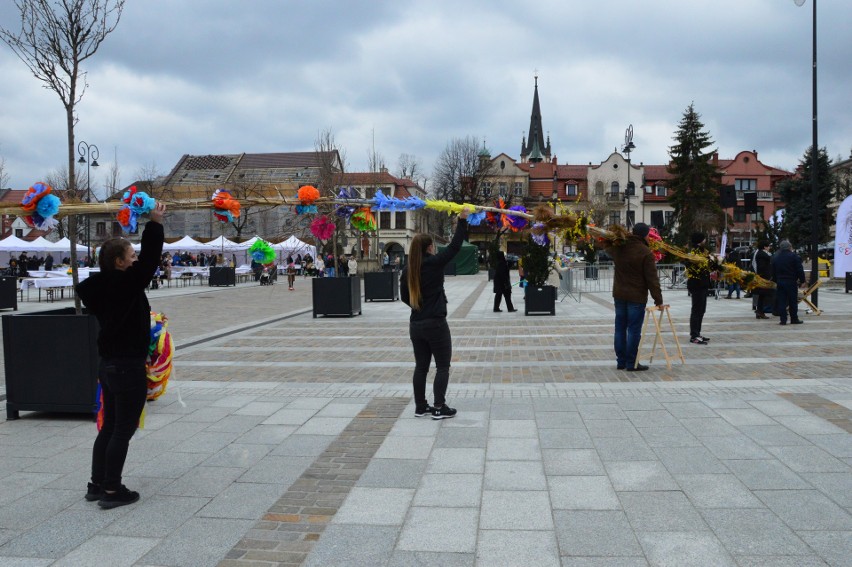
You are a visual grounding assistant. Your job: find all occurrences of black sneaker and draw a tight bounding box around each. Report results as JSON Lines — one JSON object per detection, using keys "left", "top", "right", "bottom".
{"left": 697, "top": 336, "right": 710, "bottom": 343}
{"left": 85, "top": 482, "right": 103, "bottom": 502}
{"left": 98, "top": 485, "right": 140, "bottom": 509}
{"left": 689, "top": 337, "right": 708, "bottom": 345}
{"left": 414, "top": 404, "right": 433, "bottom": 417}
{"left": 431, "top": 405, "right": 457, "bottom": 420}
{"left": 626, "top": 364, "right": 649, "bottom": 372}
{"left": 790, "top": 320, "right": 804, "bottom": 325}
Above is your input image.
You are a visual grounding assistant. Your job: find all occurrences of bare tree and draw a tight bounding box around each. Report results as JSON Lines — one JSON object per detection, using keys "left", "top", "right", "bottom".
{"left": 431, "top": 135, "right": 494, "bottom": 236}
{"left": 396, "top": 153, "right": 421, "bottom": 181}
{"left": 103, "top": 157, "right": 120, "bottom": 200}
{"left": 313, "top": 128, "right": 347, "bottom": 265}
{"left": 45, "top": 165, "right": 86, "bottom": 239}
{"left": 1, "top": 0, "right": 125, "bottom": 311}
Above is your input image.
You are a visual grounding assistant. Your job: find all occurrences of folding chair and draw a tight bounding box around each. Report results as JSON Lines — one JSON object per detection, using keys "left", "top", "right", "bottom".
{"left": 798, "top": 280, "right": 823, "bottom": 315}
{"left": 634, "top": 304, "right": 685, "bottom": 370}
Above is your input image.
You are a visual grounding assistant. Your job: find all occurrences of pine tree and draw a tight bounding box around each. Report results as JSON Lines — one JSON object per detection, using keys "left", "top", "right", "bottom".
{"left": 777, "top": 146, "right": 834, "bottom": 248}
{"left": 666, "top": 104, "right": 723, "bottom": 244}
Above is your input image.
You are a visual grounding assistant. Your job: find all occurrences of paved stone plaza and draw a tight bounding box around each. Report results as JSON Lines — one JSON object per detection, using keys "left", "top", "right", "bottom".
{"left": 0, "top": 274, "right": 850, "bottom": 566}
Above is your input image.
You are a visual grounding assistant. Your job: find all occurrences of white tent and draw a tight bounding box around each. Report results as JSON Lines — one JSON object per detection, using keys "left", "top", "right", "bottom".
{"left": 236, "top": 235, "right": 263, "bottom": 250}
{"left": 203, "top": 235, "right": 242, "bottom": 251}
{"left": 26, "top": 236, "right": 66, "bottom": 253}
{"left": 275, "top": 235, "right": 316, "bottom": 260}
{"left": 163, "top": 235, "right": 206, "bottom": 251}
{"left": 0, "top": 235, "right": 33, "bottom": 252}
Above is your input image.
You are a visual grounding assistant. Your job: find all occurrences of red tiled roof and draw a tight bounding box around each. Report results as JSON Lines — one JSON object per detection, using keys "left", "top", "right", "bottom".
{"left": 0, "top": 189, "right": 29, "bottom": 203}
{"left": 643, "top": 165, "right": 673, "bottom": 181}
{"left": 334, "top": 172, "right": 399, "bottom": 185}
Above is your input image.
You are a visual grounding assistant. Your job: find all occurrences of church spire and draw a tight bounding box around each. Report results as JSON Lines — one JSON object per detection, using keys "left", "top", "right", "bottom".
{"left": 521, "top": 73, "right": 550, "bottom": 163}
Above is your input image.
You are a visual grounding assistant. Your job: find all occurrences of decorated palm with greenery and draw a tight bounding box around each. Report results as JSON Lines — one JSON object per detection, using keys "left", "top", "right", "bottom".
{"left": 521, "top": 236, "right": 553, "bottom": 287}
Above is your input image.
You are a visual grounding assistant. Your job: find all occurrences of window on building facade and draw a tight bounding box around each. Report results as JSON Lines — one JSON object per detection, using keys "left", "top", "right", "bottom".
{"left": 734, "top": 206, "right": 765, "bottom": 223}
{"left": 380, "top": 212, "right": 391, "bottom": 230}
{"left": 595, "top": 181, "right": 604, "bottom": 196}
{"left": 656, "top": 185, "right": 667, "bottom": 197}
{"left": 112, "top": 222, "right": 122, "bottom": 236}
{"left": 15, "top": 229, "right": 22, "bottom": 238}
{"left": 626, "top": 210, "right": 635, "bottom": 226}
{"left": 513, "top": 182, "right": 523, "bottom": 196}
{"left": 608, "top": 211, "right": 620, "bottom": 226}
{"left": 610, "top": 181, "right": 620, "bottom": 194}
{"left": 498, "top": 182, "right": 507, "bottom": 197}
{"left": 758, "top": 190, "right": 772, "bottom": 199}
{"left": 664, "top": 211, "right": 674, "bottom": 227}
{"left": 96, "top": 222, "right": 106, "bottom": 236}
{"left": 394, "top": 211, "right": 406, "bottom": 229}
{"left": 566, "top": 183, "right": 578, "bottom": 196}
{"left": 735, "top": 178, "right": 756, "bottom": 197}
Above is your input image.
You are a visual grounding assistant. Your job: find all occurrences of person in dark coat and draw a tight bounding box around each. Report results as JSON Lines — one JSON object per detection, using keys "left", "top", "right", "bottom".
{"left": 400, "top": 208, "right": 470, "bottom": 419}
{"left": 44, "top": 253, "right": 54, "bottom": 271}
{"left": 492, "top": 251, "right": 516, "bottom": 312}
{"left": 75, "top": 202, "right": 166, "bottom": 509}
{"left": 752, "top": 240, "right": 772, "bottom": 319}
{"left": 771, "top": 240, "right": 806, "bottom": 325}
{"left": 686, "top": 232, "right": 712, "bottom": 344}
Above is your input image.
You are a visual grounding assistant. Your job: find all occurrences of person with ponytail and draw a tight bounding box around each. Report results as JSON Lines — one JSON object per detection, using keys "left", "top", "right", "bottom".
{"left": 400, "top": 207, "right": 470, "bottom": 419}
{"left": 76, "top": 202, "right": 166, "bottom": 509}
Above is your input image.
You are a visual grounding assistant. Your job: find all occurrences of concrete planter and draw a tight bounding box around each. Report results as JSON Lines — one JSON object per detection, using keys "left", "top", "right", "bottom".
{"left": 312, "top": 276, "right": 362, "bottom": 318}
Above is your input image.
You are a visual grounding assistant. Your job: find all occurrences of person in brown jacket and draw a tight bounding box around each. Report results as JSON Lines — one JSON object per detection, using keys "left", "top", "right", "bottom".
{"left": 605, "top": 223, "right": 664, "bottom": 371}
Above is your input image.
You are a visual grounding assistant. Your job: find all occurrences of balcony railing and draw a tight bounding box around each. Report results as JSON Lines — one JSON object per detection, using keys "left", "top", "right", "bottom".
{"left": 606, "top": 193, "right": 622, "bottom": 202}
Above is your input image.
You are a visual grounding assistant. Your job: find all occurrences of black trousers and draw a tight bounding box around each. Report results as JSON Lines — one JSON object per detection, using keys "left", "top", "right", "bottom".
{"left": 775, "top": 280, "right": 800, "bottom": 323}
{"left": 409, "top": 317, "right": 452, "bottom": 407}
{"left": 92, "top": 358, "right": 147, "bottom": 491}
{"left": 689, "top": 289, "right": 707, "bottom": 338}
{"left": 493, "top": 290, "right": 515, "bottom": 311}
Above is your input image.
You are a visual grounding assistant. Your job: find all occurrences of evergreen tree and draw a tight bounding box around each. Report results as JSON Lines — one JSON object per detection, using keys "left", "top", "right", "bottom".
{"left": 666, "top": 103, "right": 724, "bottom": 244}
{"left": 776, "top": 146, "right": 834, "bottom": 248}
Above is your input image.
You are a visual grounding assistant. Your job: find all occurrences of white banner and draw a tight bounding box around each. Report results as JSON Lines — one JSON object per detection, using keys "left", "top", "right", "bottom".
{"left": 834, "top": 195, "right": 852, "bottom": 278}
{"left": 719, "top": 232, "right": 728, "bottom": 256}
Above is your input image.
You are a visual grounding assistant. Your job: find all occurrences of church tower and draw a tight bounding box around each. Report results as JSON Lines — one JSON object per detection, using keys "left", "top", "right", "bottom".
{"left": 520, "top": 75, "right": 552, "bottom": 163}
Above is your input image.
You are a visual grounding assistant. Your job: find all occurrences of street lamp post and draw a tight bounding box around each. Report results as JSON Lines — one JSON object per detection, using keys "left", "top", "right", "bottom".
{"left": 622, "top": 125, "right": 636, "bottom": 229}
{"left": 552, "top": 172, "right": 560, "bottom": 254}
{"left": 77, "top": 141, "right": 99, "bottom": 265}
{"left": 794, "top": 0, "right": 819, "bottom": 306}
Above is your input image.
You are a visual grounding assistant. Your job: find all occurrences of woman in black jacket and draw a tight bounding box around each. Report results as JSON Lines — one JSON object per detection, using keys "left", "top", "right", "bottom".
{"left": 686, "top": 232, "right": 711, "bottom": 345}
{"left": 400, "top": 208, "right": 469, "bottom": 420}
{"left": 492, "top": 251, "right": 517, "bottom": 312}
{"left": 76, "top": 202, "right": 166, "bottom": 509}
{"left": 752, "top": 241, "right": 772, "bottom": 319}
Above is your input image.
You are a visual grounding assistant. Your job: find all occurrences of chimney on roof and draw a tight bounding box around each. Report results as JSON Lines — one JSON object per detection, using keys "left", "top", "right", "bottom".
{"left": 380, "top": 166, "right": 388, "bottom": 174}
{"left": 712, "top": 152, "right": 718, "bottom": 166}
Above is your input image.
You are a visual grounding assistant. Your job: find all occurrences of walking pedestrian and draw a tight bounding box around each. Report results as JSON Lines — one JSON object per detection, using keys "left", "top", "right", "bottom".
{"left": 400, "top": 207, "right": 470, "bottom": 419}
{"left": 687, "top": 233, "right": 712, "bottom": 344}
{"left": 492, "top": 251, "right": 516, "bottom": 312}
{"left": 75, "top": 202, "right": 166, "bottom": 509}
{"left": 771, "top": 240, "right": 806, "bottom": 325}
{"left": 752, "top": 241, "right": 772, "bottom": 319}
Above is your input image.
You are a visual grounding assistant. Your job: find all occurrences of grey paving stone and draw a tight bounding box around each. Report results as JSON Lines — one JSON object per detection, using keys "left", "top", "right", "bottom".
{"left": 232, "top": 400, "right": 286, "bottom": 416}
{"left": 269, "top": 433, "right": 334, "bottom": 457}
{"left": 413, "top": 474, "right": 481, "bottom": 508}
{"left": 680, "top": 418, "right": 740, "bottom": 438}
{"left": 0, "top": 488, "right": 79, "bottom": 530}
{"left": 138, "top": 517, "right": 253, "bottom": 567}
{"left": 553, "top": 510, "right": 643, "bottom": 556}
{"left": 594, "top": 437, "right": 657, "bottom": 462}
{"left": 488, "top": 419, "right": 537, "bottom": 438}
{"left": 316, "top": 401, "right": 368, "bottom": 417}
{"left": 625, "top": 410, "right": 680, "bottom": 428}
{"left": 766, "top": 445, "right": 849, "bottom": 473}
{"left": 334, "top": 487, "right": 415, "bottom": 525}
{"left": 203, "top": 414, "right": 267, "bottom": 433}
{"left": 716, "top": 408, "right": 779, "bottom": 427}
{"left": 735, "top": 556, "right": 829, "bottom": 567}
{"left": 171, "top": 430, "right": 242, "bottom": 454}
{"left": 486, "top": 437, "right": 541, "bottom": 461}
{"left": 637, "top": 531, "right": 735, "bottom": 567}
{"left": 397, "top": 507, "right": 478, "bottom": 553}
{"left": 606, "top": 461, "right": 678, "bottom": 492}
{"left": 101, "top": 495, "right": 209, "bottom": 538}
{"left": 543, "top": 449, "right": 606, "bottom": 475}
{"left": 805, "top": 434, "right": 852, "bottom": 458}
{"left": 480, "top": 490, "right": 554, "bottom": 530}
{"left": 616, "top": 398, "right": 665, "bottom": 411}
{"left": 549, "top": 476, "right": 620, "bottom": 510}
{"left": 654, "top": 447, "right": 728, "bottom": 474}
{"left": 286, "top": 397, "right": 334, "bottom": 410}
{"left": 797, "top": 531, "right": 852, "bottom": 567}
{"left": 201, "top": 443, "right": 271, "bottom": 468}
{"left": 444, "top": 411, "right": 489, "bottom": 428}
{"left": 0, "top": 558, "right": 52, "bottom": 566}
{"left": 375, "top": 436, "right": 434, "bottom": 460}
{"left": 700, "top": 434, "right": 772, "bottom": 460}
{"left": 0, "top": 472, "right": 62, "bottom": 506}
{"left": 262, "top": 407, "right": 318, "bottom": 425}
{"left": 476, "top": 529, "right": 560, "bottom": 567}
{"left": 51, "top": 535, "right": 158, "bottom": 567}
{"left": 724, "top": 459, "right": 813, "bottom": 490}
{"left": 538, "top": 428, "right": 595, "bottom": 449}
{"left": 560, "top": 559, "right": 648, "bottom": 567}
{"left": 577, "top": 403, "right": 627, "bottom": 420}
{"left": 754, "top": 490, "right": 852, "bottom": 530}
{"left": 585, "top": 419, "right": 642, "bottom": 438}
{"left": 738, "top": 425, "right": 811, "bottom": 447}
{"left": 388, "top": 550, "right": 474, "bottom": 566}
{"left": 389, "top": 418, "right": 442, "bottom": 437}
{"left": 126, "top": 451, "right": 208, "bottom": 479}
{"left": 619, "top": 491, "right": 707, "bottom": 532}
{"left": 211, "top": 394, "right": 263, "bottom": 408}
{"left": 747, "top": 400, "right": 810, "bottom": 416}
{"left": 237, "top": 455, "right": 313, "bottom": 484}
{"left": 435, "top": 426, "right": 487, "bottom": 448}
{"left": 774, "top": 415, "right": 847, "bottom": 436}
{"left": 304, "top": 524, "right": 399, "bottom": 567}
{"left": 532, "top": 398, "right": 579, "bottom": 412}
{"left": 0, "top": 509, "right": 115, "bottom": 559}
{"left": 701, "top": 508, "right": 812, "bottom": 556}
{"left": 673, "top": 474, "right": 763, "bottom": 508}
{"left": 296, "top": 416, "right": 353, "bottom": 436}
{"left": 196, "top": 482, "right": 285, "bottom": 519}
{"left": 536, "top": 411, "right": 585, "bottom": 429}
{"left": 802, "top": 472, "right": 852, "bottom": 507}
{"left": 427, "top": 448, "right": 485, "bottom": 474}
{"left": 699, "top": 397, "right": 752, "bottom": 410}
{"left": 662, "top": 402, "right": 718, "bottom": 418}
{"left": 358, "top": 458, "right": 427, "bottom": 489}
{"left": 489, "top": 403, "right": 534, "bottom": 420}
{"left": 161, "top": 466, "right": 246, "bottom": 500}
{"left": 234, "top": 423, "right": 298, "bottom": 445}
{"left": 638, "top": 426, "right": 702, "bottom": 448}
{"left": 484, "top": 460, "right": 547, "bottom": 491}
{"left": 175, "top": 406, "right": 232, "bottom": 423}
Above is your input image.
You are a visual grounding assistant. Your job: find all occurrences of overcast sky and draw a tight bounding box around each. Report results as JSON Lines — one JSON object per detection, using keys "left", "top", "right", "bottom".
{"left": 1, "top": 0, "right": 850, "bottom": 196}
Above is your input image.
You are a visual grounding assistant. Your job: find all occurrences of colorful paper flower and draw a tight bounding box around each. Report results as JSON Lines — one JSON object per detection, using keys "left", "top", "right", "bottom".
{"left": 249, "top": 240, "right": 276, "bottom": 264}
{"left": 310, "top": 216, "right": 336, "bottom": 241}
{"left": 297, "top": 185, "right": 320, "bottom": 204}
{"left": 20, "top": 182, "right": 61, "bottom": 231}
{"left": 350, "top": 207, "right": 377, "bottom": 232}
{"left": 212, "top": 189, "right": 241, "bottom": 222}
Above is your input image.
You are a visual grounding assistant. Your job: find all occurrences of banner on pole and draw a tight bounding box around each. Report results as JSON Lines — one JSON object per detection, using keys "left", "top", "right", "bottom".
{"left": 834, "top": 195, "right": 852, "bottom": 278}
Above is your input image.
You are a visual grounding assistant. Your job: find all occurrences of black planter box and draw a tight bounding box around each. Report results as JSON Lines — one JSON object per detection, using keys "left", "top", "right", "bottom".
{"left": 0, "top": 276, "right": 17, "bottom": 311}
{"left": 364, "top": 271, "right": 399, "bottom": 302}
{"left": 312, "top": 276, "right": 362, "bottom": 317}
{"left": 846, "top": 272, "right": 851, "bottom": 293}
{"left": 524, "top": 285, "right": 556, "bottom": 316}
{"left": 2, "top": 308, "right": 99, "bottom": 419}
{"left": 209, "top": 266, "right": 236, "bottom": 287}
